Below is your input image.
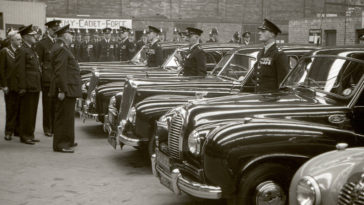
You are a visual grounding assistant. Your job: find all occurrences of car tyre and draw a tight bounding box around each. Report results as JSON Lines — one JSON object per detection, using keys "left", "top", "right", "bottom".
{"left": 235, "top": 163, "right": 293, "bottom": 205}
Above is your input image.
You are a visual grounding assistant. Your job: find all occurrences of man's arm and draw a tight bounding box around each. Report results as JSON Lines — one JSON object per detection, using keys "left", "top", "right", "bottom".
{"left": 275, "top": 51, "right": 289, "bottom": 87}
{"left": 53, "top": 48, "right": 69, "bottom": 95}
{"left": 0, "top": 49, "right": 7, "bottom": 88}
{"left": 195, "top": 50, "right": 207, "bottom": 76}
{"left": 15, "top": 48, "right": 26, "bottom": 92}
{"left": 155, "top": 45, "right": 163, "bottom": 66}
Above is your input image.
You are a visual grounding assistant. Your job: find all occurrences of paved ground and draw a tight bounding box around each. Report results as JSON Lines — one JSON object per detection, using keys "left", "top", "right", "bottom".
{"left": 0, "top": 92, "right": 225, "bottom": 205}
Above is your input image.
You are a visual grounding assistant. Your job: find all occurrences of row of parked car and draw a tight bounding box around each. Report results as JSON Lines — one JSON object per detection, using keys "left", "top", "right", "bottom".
{"left": 78, "top": 42, "right": 364, "bottom": 205}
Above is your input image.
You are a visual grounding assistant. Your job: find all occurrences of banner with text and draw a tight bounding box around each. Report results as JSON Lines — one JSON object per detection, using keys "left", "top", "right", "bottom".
{"left": 46, "top": 17, "right": 132, "bottom": 30}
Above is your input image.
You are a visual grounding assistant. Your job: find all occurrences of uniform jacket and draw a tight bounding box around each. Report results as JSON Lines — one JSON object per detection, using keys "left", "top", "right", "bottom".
{"left": 35, "top": 36, "right": 55, "bottom": 87}
{"left": 49, "top": 39, "right": 82, "bottom": 98}
{"left": 126, "top": 39, "right": 137, "bottom": 60}
{"left": 16, "top": 42, "right": 42, "bottom": 92}
{"left": 117, "top": 38, "right": 128, "bottom": 61}
{"left": 247, "top": 43, "right": 289, "bottom": 93}
{"left": 136, "top": 40, "right": 146, "bottom": 52}
{"left": 146, "top": 40, "right": 163, "bottom": 67}
{"left": 79, "top": 41, "right": 96, "bottom": 62}
{"left": 182, "top": 44, "right": 207, "bottom": 76}
{"left": 98, "top": 38, "right": 116, "bottom": 61}
{"left": 0, "top": 45, "right": 18, "bottom": 90}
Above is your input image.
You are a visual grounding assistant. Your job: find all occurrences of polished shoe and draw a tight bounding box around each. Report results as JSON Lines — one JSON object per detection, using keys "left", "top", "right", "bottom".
{"left": 31, "top": 139, "right": 40, "bottom": 142}
{"left": 55, "top": 148, "right": 74, "bottom": 153}
{"left": 71, "top": 142, "right": 78, "bottom": 147}
{"left": 44, "top": 132, "right": 53, "bottom": 137}
{"left": 20, "top": 139, "right": 35, "bottom": 145}
{"left": 4, "top": 135, "right": 12, "bottom": 141}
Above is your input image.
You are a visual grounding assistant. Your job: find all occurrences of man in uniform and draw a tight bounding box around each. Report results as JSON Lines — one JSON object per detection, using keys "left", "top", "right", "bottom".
{"left": 92, "top": 30, "right": 101, "bottom": 60}
{"left": 244, "top": 19, "right": 289, "bottom": 93}
{"left": 35, "top": 19, "right": 60, "bottom": 137}
{"left": 206, "top": 27, "right": 219, "bottom": 43}
{"left": 50, "top": 24, "right": 82, "bottom": 153}
{"left": 125, "top": 30, "right": 137, "bottom": 60}
{"left": 16, "top": 25, "right": 42, "bottom": 145}
{"left": 79, "top": 30, "right": 95, "bottom": 62}
{"left": 229, "top": 32, "right": 241, "bottom": 43}
{"left": 146, "top": 26, "right": 163, "bottom": 67}
{"left": 136, "top": 30, "right": 148, "bottom": 51}
{"left": 117, "top": 26, "right": 129, "bottom": 61}
{"left": 242, "top": 31, "right": 251, "bottom": 45}
{"left": 98, "top": 28, "right": 116, "bottom": 61}
{"left": 182, "top": 27, "right": 206, "bottom": 76}
{"left": 0, "top": 30, "right": 22, "bottom": 141}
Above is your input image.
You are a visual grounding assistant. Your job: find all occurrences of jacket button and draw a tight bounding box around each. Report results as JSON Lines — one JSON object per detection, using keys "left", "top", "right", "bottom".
{"left": 257, "top": 83, "right": 260, "bottom": 86}
{"left": 257, "top": 78, "right": 260, "bottom": 80}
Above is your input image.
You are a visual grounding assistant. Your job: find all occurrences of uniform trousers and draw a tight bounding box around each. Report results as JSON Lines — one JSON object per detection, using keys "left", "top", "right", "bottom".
{"left": 53, "top": 97, "right": 76, "bottom": 151}
{"left": 19, "top": 92, "right": 40, "bottom": 141}
{"left": 4, "top": 90, "right": 20, "bottom": 136}
{"left": 42, "top": 86, "right": 54, "bottom": 134}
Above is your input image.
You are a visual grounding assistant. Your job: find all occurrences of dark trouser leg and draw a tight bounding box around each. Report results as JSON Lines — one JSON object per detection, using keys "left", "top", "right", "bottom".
{"left": 19, "top": 92, "right": 40, "bottom": 141}
{"left": 42, "top": 86, "right": 54, "bottom": 134}
{"left": 4, "top": 91, "right": 20, "bottom": 136}
{"left": 53, "top": 97, "right": 76, "bottom": 151}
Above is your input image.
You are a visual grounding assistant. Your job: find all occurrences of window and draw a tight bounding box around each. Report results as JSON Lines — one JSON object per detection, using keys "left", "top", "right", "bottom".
{"left": 0, "top": 13, "right": 3, "bottom": 30}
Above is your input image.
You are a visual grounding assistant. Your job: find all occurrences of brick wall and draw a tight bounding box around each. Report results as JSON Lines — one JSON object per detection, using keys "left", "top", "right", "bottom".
{"left": 7, "top": 0, "right": 364, "bottom": 42}
{"left": 289, "top": 17, "right": 363, "bottom": 45}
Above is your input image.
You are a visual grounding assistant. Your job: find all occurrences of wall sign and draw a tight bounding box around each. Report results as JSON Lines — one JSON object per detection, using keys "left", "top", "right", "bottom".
{"left": 46, "top": 17, "right": 132, "bottom": 30}
{"left": 308, "top": 29, "right": 321, "bottom": 45}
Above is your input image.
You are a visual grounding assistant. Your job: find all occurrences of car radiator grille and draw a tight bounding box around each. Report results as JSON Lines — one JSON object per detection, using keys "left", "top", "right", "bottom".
{"left": 168, "top": 114, "right": 183, "bottom": 160}
{"left": 120, "top": 83, "right": 136, "bottom": 121}
{"left": 337, "top": 181, "right": 364, "bottom": 205}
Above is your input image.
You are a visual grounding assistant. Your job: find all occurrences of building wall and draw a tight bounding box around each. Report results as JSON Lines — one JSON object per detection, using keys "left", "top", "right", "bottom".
{"left": 289, "top": 17, "right": 362, "bottom": 45}
{"left": 5, "top": 0, "right": 364, "bottom": 42}
{"left": 0, "top": 1, "right": 46, "bottom": 38}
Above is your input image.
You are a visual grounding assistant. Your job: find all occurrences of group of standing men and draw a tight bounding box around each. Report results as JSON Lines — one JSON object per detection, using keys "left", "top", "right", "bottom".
{"left": 67, "top": 27, "right": 147, "bottom": 62}
{"left": 0, "top": 20, "right": 82, "bottom": 153}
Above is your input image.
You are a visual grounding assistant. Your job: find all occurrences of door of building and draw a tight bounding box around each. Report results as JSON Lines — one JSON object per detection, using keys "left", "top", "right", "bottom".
{"left": 325, "top": 30, "right": 336, "bottom": 46}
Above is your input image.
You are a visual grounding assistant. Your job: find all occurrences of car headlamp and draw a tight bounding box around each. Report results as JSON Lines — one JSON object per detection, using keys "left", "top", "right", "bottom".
{"left": 188, "top": 130, "right": 202, "bottom": 156}
{"left": 81, "top": 83, "right": 87, "bottom": 93}
{"left": 296, "top": 176, "right": 321, "bottom": 205}
{"left": 90, "top": 90, "right": 96, "bottom": 104}
{"left": 127, "top": 107, "right": 136, "bottom": 124}
{"left": 108, "top": 96, "right": 118, "bottom": 116}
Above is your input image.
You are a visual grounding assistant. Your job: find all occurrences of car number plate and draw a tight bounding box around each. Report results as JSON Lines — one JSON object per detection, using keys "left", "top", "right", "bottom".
{"left": 160, "top": 175, "right": 173, "bottom": 191}
{"left": 156, "top": 149, "right": 171, "bottom": 170}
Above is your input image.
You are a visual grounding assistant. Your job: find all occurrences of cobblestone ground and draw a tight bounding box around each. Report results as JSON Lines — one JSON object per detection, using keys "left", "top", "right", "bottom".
{"left": 0, "top": 92, "right": 225, "bottom": 205}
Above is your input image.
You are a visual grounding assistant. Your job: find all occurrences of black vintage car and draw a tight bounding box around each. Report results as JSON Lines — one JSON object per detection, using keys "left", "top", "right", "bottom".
{"left": 79, "top": 42, "right": 192, "bottom": 121}
{"left": 109, "top": 45, "right": 318, "bottom": 155}
{"left": 152, "top": 47, "right": 364, "bottom": 204}
{"left": 84, "top": 43, "right": 241, "bottom": 122}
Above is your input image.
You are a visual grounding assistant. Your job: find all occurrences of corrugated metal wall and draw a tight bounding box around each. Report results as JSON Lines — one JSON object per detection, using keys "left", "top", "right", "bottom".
{"left": 0, "top": 1, "right": 46, "bottom": 38}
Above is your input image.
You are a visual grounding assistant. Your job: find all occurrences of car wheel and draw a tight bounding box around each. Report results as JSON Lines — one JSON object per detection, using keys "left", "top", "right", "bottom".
{"left": 235, "top": 163, "right": 293, "bottom": 205}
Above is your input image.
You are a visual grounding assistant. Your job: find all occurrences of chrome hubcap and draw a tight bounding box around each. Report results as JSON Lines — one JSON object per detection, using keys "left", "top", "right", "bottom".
{"left": 255, "top": 181, "right": 286, "bottom": 205}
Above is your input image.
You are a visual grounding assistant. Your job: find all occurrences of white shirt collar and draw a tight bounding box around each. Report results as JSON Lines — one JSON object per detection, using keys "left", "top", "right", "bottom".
{"left": 48, "top": 35, "right": 54, "bottom": 42}
{"left": 23, "top": 41, "right": 31, "bottom": 48}
{"left": 264, "top": 41, "right": 275, "bottom": 53}
{"left": 190, "top": 43, "right": 200, "bottom": 50}
{"left": 11, "top": 44, "right": 17, "bottom": 52}
{"left": 150, "top": 38, "right": 159, "bottom": 45}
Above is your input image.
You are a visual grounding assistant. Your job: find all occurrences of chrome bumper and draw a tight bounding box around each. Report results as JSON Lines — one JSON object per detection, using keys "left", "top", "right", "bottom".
{"left": 151, "top": 154, "right": 222, "bottom": 199}
{"left": 116, "top": 125, "right": 147, "bottom": 147}
{"left": 81, "top": 105, "right": 99, "bottom": 123}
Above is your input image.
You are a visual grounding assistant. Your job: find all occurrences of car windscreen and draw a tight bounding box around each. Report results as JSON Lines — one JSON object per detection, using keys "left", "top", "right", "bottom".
{"left": 214, "top": 52, "right": 258, "bottom": 80}
{"left": 283, "top": 54, "right": 364, "bottom": 99}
